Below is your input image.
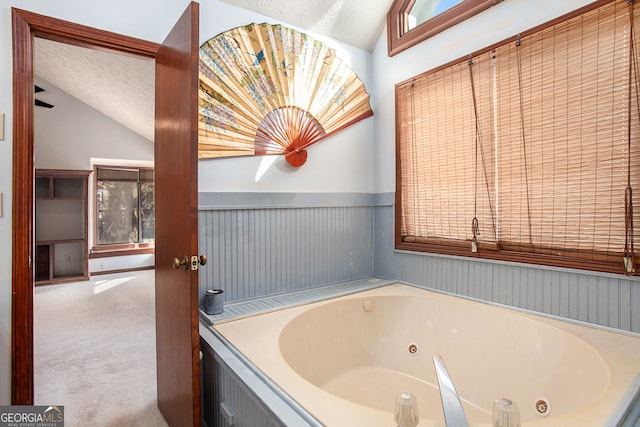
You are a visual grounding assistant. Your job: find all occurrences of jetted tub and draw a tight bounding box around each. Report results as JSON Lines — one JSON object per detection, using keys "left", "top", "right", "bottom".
{"left": 213, "top": 283, "right": 640, "bottom": 426}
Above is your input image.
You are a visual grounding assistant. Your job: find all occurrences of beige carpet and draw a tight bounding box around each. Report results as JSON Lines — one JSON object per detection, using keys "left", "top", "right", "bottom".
{"left": 34, "top": 270, "right": 169, "bottom": 427}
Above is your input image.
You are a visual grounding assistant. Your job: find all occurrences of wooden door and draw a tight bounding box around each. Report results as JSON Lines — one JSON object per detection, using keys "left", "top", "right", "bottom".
{"left": 154, "top": 3, "right": 201, "bottom": 426}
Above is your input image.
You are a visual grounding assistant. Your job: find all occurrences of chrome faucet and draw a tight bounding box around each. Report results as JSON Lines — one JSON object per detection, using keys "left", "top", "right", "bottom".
{"left": 433, "top": 354, "right": 470, "bottom": 427}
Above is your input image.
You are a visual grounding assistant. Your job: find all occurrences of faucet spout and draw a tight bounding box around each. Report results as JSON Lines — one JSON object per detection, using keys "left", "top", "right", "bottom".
{"left": 433, "top": 354, "right": 470, "bottom": 427}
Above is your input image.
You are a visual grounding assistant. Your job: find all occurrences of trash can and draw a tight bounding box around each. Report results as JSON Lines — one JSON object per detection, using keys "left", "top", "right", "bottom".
{"left": 205, "top": 289, "right": 224, "bottom": 315}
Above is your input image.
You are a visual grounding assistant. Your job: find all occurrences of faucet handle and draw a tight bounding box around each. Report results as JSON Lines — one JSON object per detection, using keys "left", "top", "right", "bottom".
{"left": 492, "top": 398, "right": 521, "bottom": 427}
{"left": 394, "top": 392, "right": 419, "bottom": 427}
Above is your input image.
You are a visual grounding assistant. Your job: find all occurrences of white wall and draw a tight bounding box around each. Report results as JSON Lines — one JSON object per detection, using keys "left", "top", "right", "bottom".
{"left": 0, "top": 7, "right": 11, "bottom": 401}
{"left": 34, "top": 78, "right": 153, "bottom": 171}
{"left": 196, "top": 1, "right": 374, "bottom": 193}
{"left": 0, "top": 0, "right": 374, "bottom": 404}
{"left": 371, "top": 0, "right": 596, "bottom": 193}
{"left": 89, "top": 254, "right": 155, "bottom": 274}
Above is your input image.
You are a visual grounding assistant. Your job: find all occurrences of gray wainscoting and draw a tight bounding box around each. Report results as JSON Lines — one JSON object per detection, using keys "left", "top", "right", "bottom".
{"left": 198, "top": 192, "right": 374, "bottom": 304}
{"left": 200, "top": 338, "right": 285, "bottom": 427}
{"left": 373, "top": 194, "right": 640, "bottom": 334}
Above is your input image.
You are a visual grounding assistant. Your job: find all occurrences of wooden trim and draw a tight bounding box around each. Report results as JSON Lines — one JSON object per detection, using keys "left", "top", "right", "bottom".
{"left": 387, "top": 0, "right": 502, "bottom": 56}
{"left": 11, "top": 7, "right": 159, "bottom": 405}
{"left": 394, "top": 84, "right": 404, "bottom": 251}
{"left": 35, "top": 275, "right": 90, "bottom": 287}
{"left": 36, "top": 169, "right": 92, "bottom": 177}
{"left": 396, "top": 241, "right": 626, "bottom": 275}
{"left": 11, "top": 8, "right": 35, "bottom": 405}
{"left": 91, "top": 265, "right": 154, "bottom": 276}
{"left": 11, "top": 8, "right": 159, "bottom": 58}
{"left": 89, "top": 247, "right": 155, "bottom": 258}
{"left": 37, "top": 239, "right": 85, "bottom": 245}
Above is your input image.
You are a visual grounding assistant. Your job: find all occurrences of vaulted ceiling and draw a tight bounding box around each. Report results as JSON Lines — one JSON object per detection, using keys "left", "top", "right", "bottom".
{"left": 34, "top": 38, "right": 156, "bottom": 141}
{"left": 218, "top": 0, "right": 393, "bottom": 52}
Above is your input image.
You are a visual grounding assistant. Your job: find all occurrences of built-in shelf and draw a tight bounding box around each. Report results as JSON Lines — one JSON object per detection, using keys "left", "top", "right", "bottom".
{"left": 35, "top": 169, "right": 91, "bottom": 285}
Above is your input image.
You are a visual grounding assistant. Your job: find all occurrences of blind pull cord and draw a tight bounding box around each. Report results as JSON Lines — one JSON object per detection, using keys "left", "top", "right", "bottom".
{"left": 515, "top": 35, "right": 534, "bottom": 250}
{"left": 625, "top": 187, "right": 634, "bottom": 274}
{"left": 408, "top": 79, "right": 422, "bottom": 239}
{"left": 468, "top": 55, "right": 500, "bottom": 252}
{"left": 468, "top": 56, "right": 480, "bottom": 253}
{"left": 624, "top": 0, "right": 637, "bottom": 274}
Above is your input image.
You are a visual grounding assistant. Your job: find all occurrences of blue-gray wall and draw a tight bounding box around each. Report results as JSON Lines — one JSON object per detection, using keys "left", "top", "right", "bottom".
{"left": 198, "top": 193, "right": 374, "bottom": 302}
{"left": 198, "top": 192, "right": 640, "bottom": 334}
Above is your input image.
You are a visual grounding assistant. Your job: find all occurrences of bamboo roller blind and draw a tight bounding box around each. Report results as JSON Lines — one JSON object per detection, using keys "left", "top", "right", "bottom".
{"left": 396, "top": 0, "right": 640, "bottom": 269}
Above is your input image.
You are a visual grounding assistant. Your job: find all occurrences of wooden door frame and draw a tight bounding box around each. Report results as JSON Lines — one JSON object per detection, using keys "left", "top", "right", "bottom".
{"left": 11, "top": 8, "right": 159, "bottom": 404}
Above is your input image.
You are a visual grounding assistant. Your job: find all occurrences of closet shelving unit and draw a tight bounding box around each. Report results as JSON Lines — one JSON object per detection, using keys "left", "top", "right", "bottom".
{"left": 35, "top": 169, "right": 91, "bottom": 285}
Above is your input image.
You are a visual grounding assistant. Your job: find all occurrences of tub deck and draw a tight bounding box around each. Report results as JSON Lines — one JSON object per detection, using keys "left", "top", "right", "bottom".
{"left": 200, "top": 277, "right": 394, "bottom": 325}
{"left": 200, "top": 279, "right": 640, "bottom": 427}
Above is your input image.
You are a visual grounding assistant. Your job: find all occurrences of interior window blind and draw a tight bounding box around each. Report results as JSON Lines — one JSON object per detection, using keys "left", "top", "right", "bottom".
{"left": 396, "top": 0, "right": 640, "bottom": 272}
{"left": 397, "top": 50, "right": 497, "bottom": 248}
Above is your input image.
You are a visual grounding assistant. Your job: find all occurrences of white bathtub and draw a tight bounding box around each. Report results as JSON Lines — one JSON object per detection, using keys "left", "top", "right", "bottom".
{"left": 213, "top": 283, "right": 640, "bottom": 426}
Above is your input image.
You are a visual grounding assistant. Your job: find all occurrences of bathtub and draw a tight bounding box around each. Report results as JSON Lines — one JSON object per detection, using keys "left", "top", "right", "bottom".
{"left": 211, "top": 282, "right": 640, "bottom": 426}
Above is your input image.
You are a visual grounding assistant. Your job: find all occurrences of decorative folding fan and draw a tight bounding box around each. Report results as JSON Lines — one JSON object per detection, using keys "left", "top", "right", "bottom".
{"left": 198, "top": 23, "right": 373, "bottom": 167}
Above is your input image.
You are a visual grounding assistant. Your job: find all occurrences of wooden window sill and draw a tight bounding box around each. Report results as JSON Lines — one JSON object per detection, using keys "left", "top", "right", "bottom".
{"left": 89, "top": 245, "right": 155, "bottom": 258}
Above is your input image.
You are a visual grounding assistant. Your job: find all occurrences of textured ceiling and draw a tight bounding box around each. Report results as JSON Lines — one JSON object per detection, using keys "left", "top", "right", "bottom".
{"left": 219, "top": 0, "right": 393, "bottom": 51}
{"left": 34, "top": 38, "right": 155, "bottom": 141}
{"left": 32, "top": 0, "right": 391, "bottom": 143}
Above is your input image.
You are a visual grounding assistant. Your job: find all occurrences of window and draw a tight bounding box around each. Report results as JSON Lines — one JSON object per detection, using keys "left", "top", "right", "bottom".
{"left": 95, "top": 166, "right": 154, "bottom": 249}
{"left": 396, "top": 0, "right": 640, "bottom": 274}
{"left": 387, "top": 0, "right": 501, "bottom": 56}
{"left": 407, "top": 0, "right": 464, "bottom": 31}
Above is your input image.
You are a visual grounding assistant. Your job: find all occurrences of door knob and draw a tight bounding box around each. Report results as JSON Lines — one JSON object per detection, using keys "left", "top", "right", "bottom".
{"left": 174, "top": 255, "right": 206, "bottom": 270}
{"left": 172, "top": 256, "right": 188, "bottom": 270}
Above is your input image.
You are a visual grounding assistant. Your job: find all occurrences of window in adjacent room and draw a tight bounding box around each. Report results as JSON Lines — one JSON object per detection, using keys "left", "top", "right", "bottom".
{"left": 95, "top": 166, "right": 154, "bottom": 249}
{"left": 395, "top": 0, "right": 640, "bottom": 275}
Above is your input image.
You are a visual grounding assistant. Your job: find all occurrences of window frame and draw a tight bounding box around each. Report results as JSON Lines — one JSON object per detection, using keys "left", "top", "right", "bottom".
{"left": 387, "top": 0, "right": 502, "bottom": 57}
{"left": 394, "top": 0, "right": 630, "bottom": 275}
{"left": 91, "top": 164, "right": 155, "bottom": 256}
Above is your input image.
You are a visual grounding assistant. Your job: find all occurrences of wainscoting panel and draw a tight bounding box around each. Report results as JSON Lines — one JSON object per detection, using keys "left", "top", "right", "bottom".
{"left": 373, "top": 203, "right": 640, "bottom": 334}
{"left": 200, "top": 338, "right": 285, "bottom": 427}
{"left": 198, "top": 193, "right": 374, "bottom": 304}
